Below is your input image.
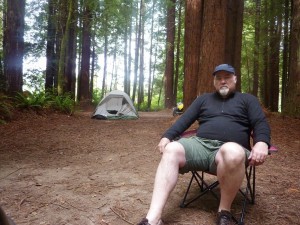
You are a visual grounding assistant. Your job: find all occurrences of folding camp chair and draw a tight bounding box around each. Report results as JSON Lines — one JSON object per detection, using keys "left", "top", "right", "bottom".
{"left": 178, "top": 129, "right": 278, "bottom": 225}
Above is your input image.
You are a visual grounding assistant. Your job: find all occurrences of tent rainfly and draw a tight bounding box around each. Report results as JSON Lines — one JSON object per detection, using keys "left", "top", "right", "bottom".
{"left": 92, "top": 90, "right": 138, "bottom": 120}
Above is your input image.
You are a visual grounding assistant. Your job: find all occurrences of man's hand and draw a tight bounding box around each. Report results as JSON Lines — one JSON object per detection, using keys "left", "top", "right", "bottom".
{"left": 248, "top": 141, "right": 269, "bottom": 166}
{"left": 157, "top": 137, "right": 171, "bottom": 154}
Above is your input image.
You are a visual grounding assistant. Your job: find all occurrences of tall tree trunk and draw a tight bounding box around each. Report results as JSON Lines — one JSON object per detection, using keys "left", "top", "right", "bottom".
{"left": 138, "top": 0, "right": 145, "bottom": 109}
{"left": 283, "top": 0, "right": 300, "bottom": 117}
{"left": 196, "top": 0, "right": 243, "bottom": 96}
{"left": 3, "top": 0, "right": 25, "bottom": 96}
{"left": 90, "top": 33, "right": 96, "bottom": 100}
{"left": 268, "top": 1, "right": 282, "bottom": 112}
{"left": 64, "top": 0, "right": 77, "bottom": 97}
{"left": 164, "top": 0, "right": 176, "bottom": 109}
{"left": 123, "top": 24, "right": 129, "bottom": 94}
{"left": 101, "top": 32, "right": 108, "bottom": 99}
{"left": 125, "top": 0, "right": 133, "bottom": 96}
{"left": 252, "top": 0, "right": 261, "bottom": 97}
{"left": 281, "top": 0, "right": 291, "bottom": 109}
{"left": 261, "top": 0, "right": 270, "bottom": 107}
{"left": 45, "top": 0, "right": 57, "bottom": 93}
{"left": 110, "top": 42, "right": 117, "bottom": 91}
{"left": 132, "top": 0, "right": 142, "bottom": 103}
{"left": 225, "top": 0, "right": 244, "bottom": 91}
{"left": 174, "top": 0, "right": 183, "bottom": 103}
{"left": 57, "top": 0, "right": 69, "bottom": 95}
{"left": 78, "top": 0, "right": 92, "bottom": 102}
{"left": 147, "top": 0, "right": 156, "bottom": 110}
{"left": 184, "top": 0, "right": 202, "bottom": 109}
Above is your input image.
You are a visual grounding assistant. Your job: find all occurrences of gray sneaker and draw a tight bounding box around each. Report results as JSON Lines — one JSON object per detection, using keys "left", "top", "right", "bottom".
{"left": 216, "top": 210, "right": 232, "bottom": 225}
{"left": 137, "top": 218, "right": 164, "bottom": 225}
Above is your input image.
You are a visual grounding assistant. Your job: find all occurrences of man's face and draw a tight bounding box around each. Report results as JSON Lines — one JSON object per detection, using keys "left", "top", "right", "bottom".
{"left": 213, "top": 71, "right": 237, "bottom": 97}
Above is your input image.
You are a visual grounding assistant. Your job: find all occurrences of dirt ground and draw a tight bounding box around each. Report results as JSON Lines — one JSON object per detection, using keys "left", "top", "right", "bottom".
{"left": 0, "top": 109, "right": 299, "bottom": 225}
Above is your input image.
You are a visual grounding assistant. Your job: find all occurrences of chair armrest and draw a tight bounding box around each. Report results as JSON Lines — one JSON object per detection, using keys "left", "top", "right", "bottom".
{"left": 268, "top": 145, "right": 278, "bottom": 154}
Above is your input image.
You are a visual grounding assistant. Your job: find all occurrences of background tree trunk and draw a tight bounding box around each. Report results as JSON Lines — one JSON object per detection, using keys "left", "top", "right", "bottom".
{"left": 252, "top": 0, "right": 261, "bottom": 97}
{"left": 184, "top": 0, "right": 202, "bottom": 109}
{"left": 147, "top": 0, "right": 156, "bottom": 110}
{"left": 137, "top": 0, "right": 145, "bottom": 109}
{"left": 283, "top": 0, "right": 300, "bottom": 117}
{"left": 268, "top": 1, "right": 282, "bottom": 112}
{"left": 164, "top": 0, "right": 176, "bottom": 109}
{"left": 3, "top": 0, "right": 25, "bottom": 96}
{"left": 45, "top": 0, "right": 57, "bottom": 93}
{"left": 174, "top": 0, "right": 183, "bottom": 104}
{"left": 78, "top": 0, "right": 92, "bottom": 102}
{"left": 197, "top": 0, "right": 243, "bottom": 95}
{"left": 132, "top": 0, "right": 141, "bottom": 103}
{"left": 281, "top": 0, "right": 291, "bottom": 109}
{"left": 64, "top": 0, "right": 77, "bottom": 97}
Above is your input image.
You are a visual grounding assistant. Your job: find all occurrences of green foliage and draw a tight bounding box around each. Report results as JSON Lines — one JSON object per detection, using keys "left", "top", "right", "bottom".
{"left": 14, "top": 91, "right": 75, "bottom": 115}
{"left": 0, "top": 94, "right": 13, "bottom": 124}
{"left": 48, "top": 93, "right": 75, "bottom": 115}
{"left": 14, "top": 91, "right": 49, "bottom": 110}
{"left": 23, "top": 68, "right": 45, "bottom": 92}
{"left": 92, "top": 88, "right": 102, "bottom": 106}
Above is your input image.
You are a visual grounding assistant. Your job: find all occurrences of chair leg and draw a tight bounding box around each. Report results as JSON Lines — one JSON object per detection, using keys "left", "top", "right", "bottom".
{"left": 180, "top": 167, "right": 256, "bottom": 224}
{"left": 238, "top": 166, "right": 256, "bottom": 224}
{"left": 180, "top": 171, "right": 219, "bottom": 208}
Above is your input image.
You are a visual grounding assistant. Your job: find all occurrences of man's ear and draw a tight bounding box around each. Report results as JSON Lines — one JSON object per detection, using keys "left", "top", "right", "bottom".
{"left": 234, "top": 76, "right": 237, "bottom": 83}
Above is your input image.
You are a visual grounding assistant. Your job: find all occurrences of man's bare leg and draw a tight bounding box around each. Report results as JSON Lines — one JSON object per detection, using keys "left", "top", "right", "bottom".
{"left": 215, "top": 142, "right": 246, "bottom": 212}
{"left": 145, "top": 142, "right": 186, "bottom": 225}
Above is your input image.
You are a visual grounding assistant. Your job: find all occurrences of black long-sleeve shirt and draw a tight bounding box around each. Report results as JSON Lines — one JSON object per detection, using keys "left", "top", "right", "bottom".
{"left": 163, "top": 92, "right": 271, "bottom": 149}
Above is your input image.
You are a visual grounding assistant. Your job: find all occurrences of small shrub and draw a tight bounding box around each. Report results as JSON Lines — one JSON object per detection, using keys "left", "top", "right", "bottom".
{"left": 49, "top": 93, "right": 75, "bottom": 115}
{"left": 0, "top": 94, "right": 13, "bottom": 124}
{"left": 14, "top": 91, "right": 50, "bottom": 110}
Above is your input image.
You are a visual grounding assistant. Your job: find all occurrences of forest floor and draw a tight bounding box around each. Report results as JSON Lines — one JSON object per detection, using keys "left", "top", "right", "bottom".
{"left": 0, "top": 109, "right": 299, "bottom": 225}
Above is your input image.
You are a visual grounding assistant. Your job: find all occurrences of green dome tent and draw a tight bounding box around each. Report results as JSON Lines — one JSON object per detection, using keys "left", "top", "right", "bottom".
{"left": 92, "top": 90, "right": 138, "bottom": 120}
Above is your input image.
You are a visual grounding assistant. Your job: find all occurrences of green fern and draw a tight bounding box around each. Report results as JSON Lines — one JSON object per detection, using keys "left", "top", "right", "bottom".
{"left": 14, "top": 91, "right": 50, "bottom": 110}
{"left": 49, "top": 93, "right": 75, "bottom": 115}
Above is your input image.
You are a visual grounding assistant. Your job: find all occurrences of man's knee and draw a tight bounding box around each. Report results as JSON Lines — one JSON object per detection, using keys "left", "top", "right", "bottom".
{"left": 217, "top": 142, "right": 245, "bottom": 165}
{"left": 163, "top": 142, "right": 186, "bottom": 166}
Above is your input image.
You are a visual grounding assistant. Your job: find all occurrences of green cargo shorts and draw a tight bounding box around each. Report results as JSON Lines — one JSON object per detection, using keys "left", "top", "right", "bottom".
{"left": 177, "top": 136, "right": 250, "bottom": 174}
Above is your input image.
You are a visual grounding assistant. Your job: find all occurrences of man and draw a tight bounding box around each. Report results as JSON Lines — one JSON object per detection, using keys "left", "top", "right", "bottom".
{"left": 137, "top": 64, "right": 271, "bottom": 225}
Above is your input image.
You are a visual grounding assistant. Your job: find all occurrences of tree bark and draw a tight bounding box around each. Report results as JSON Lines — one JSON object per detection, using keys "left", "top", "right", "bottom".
{"left": 64, "top": 0, "right": 77, "bottom": 97}
{"left": 268, "top": 1, "right": 282, "bottom": 112}
{"left": 3, "top": 0, "right": 25, "bottom": 95}
{"left": 184, "top": 0, "right": 202, "bottom": 109}
{"left": 45, "top": 0, "right": 57, "bottom": 93}
{"left": 174, "top": 0, "right": 183, "bottom": 104}
{"left": 283, "top": 0, "right": 300, "bottom": 117}
{"left": 197, "top": 0, "right": 243, "bottom": 96}
{"left": 252, "top": 0, "right": 261, "bottom": 97}
{"left": 78, "top": 0, "right": 92, "bottom": 101}
{"left": 281, "top": 0, "right": 291, "bottom": 109}
{"left": 138, "top": 0, "right": 145, "bottom": 109}
{"left": 164, "top": 0, "right": 176, "bottom": 109}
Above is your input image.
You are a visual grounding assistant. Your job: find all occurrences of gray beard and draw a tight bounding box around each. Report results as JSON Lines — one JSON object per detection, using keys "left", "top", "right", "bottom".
{"left": 219, "top": 87, "right": 229, "bottom": 97}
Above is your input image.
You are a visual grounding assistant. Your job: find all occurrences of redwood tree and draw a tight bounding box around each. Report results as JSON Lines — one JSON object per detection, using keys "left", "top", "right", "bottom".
{"left": 78, "top": 0, "right": 92, "bottom": 102}
{"left": 183, "top": 0, "right": 243, "bottom": 108}
{"left": 3, "top": 0, "right": 25, "bottom": 95}
{"left": 164, "top": 0, "right": 176, "bottom": 109}
{"left": 197, "top": 0, "right": 244, "bottom": 96}
{"left": 45, "top": 0, "right": 57, "bottom": 93}
{"left": 283, "top": 0, "right": 300, "bottom": 117}
{"left": 183, "top": 0, "right": 202, "bottom": 109}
